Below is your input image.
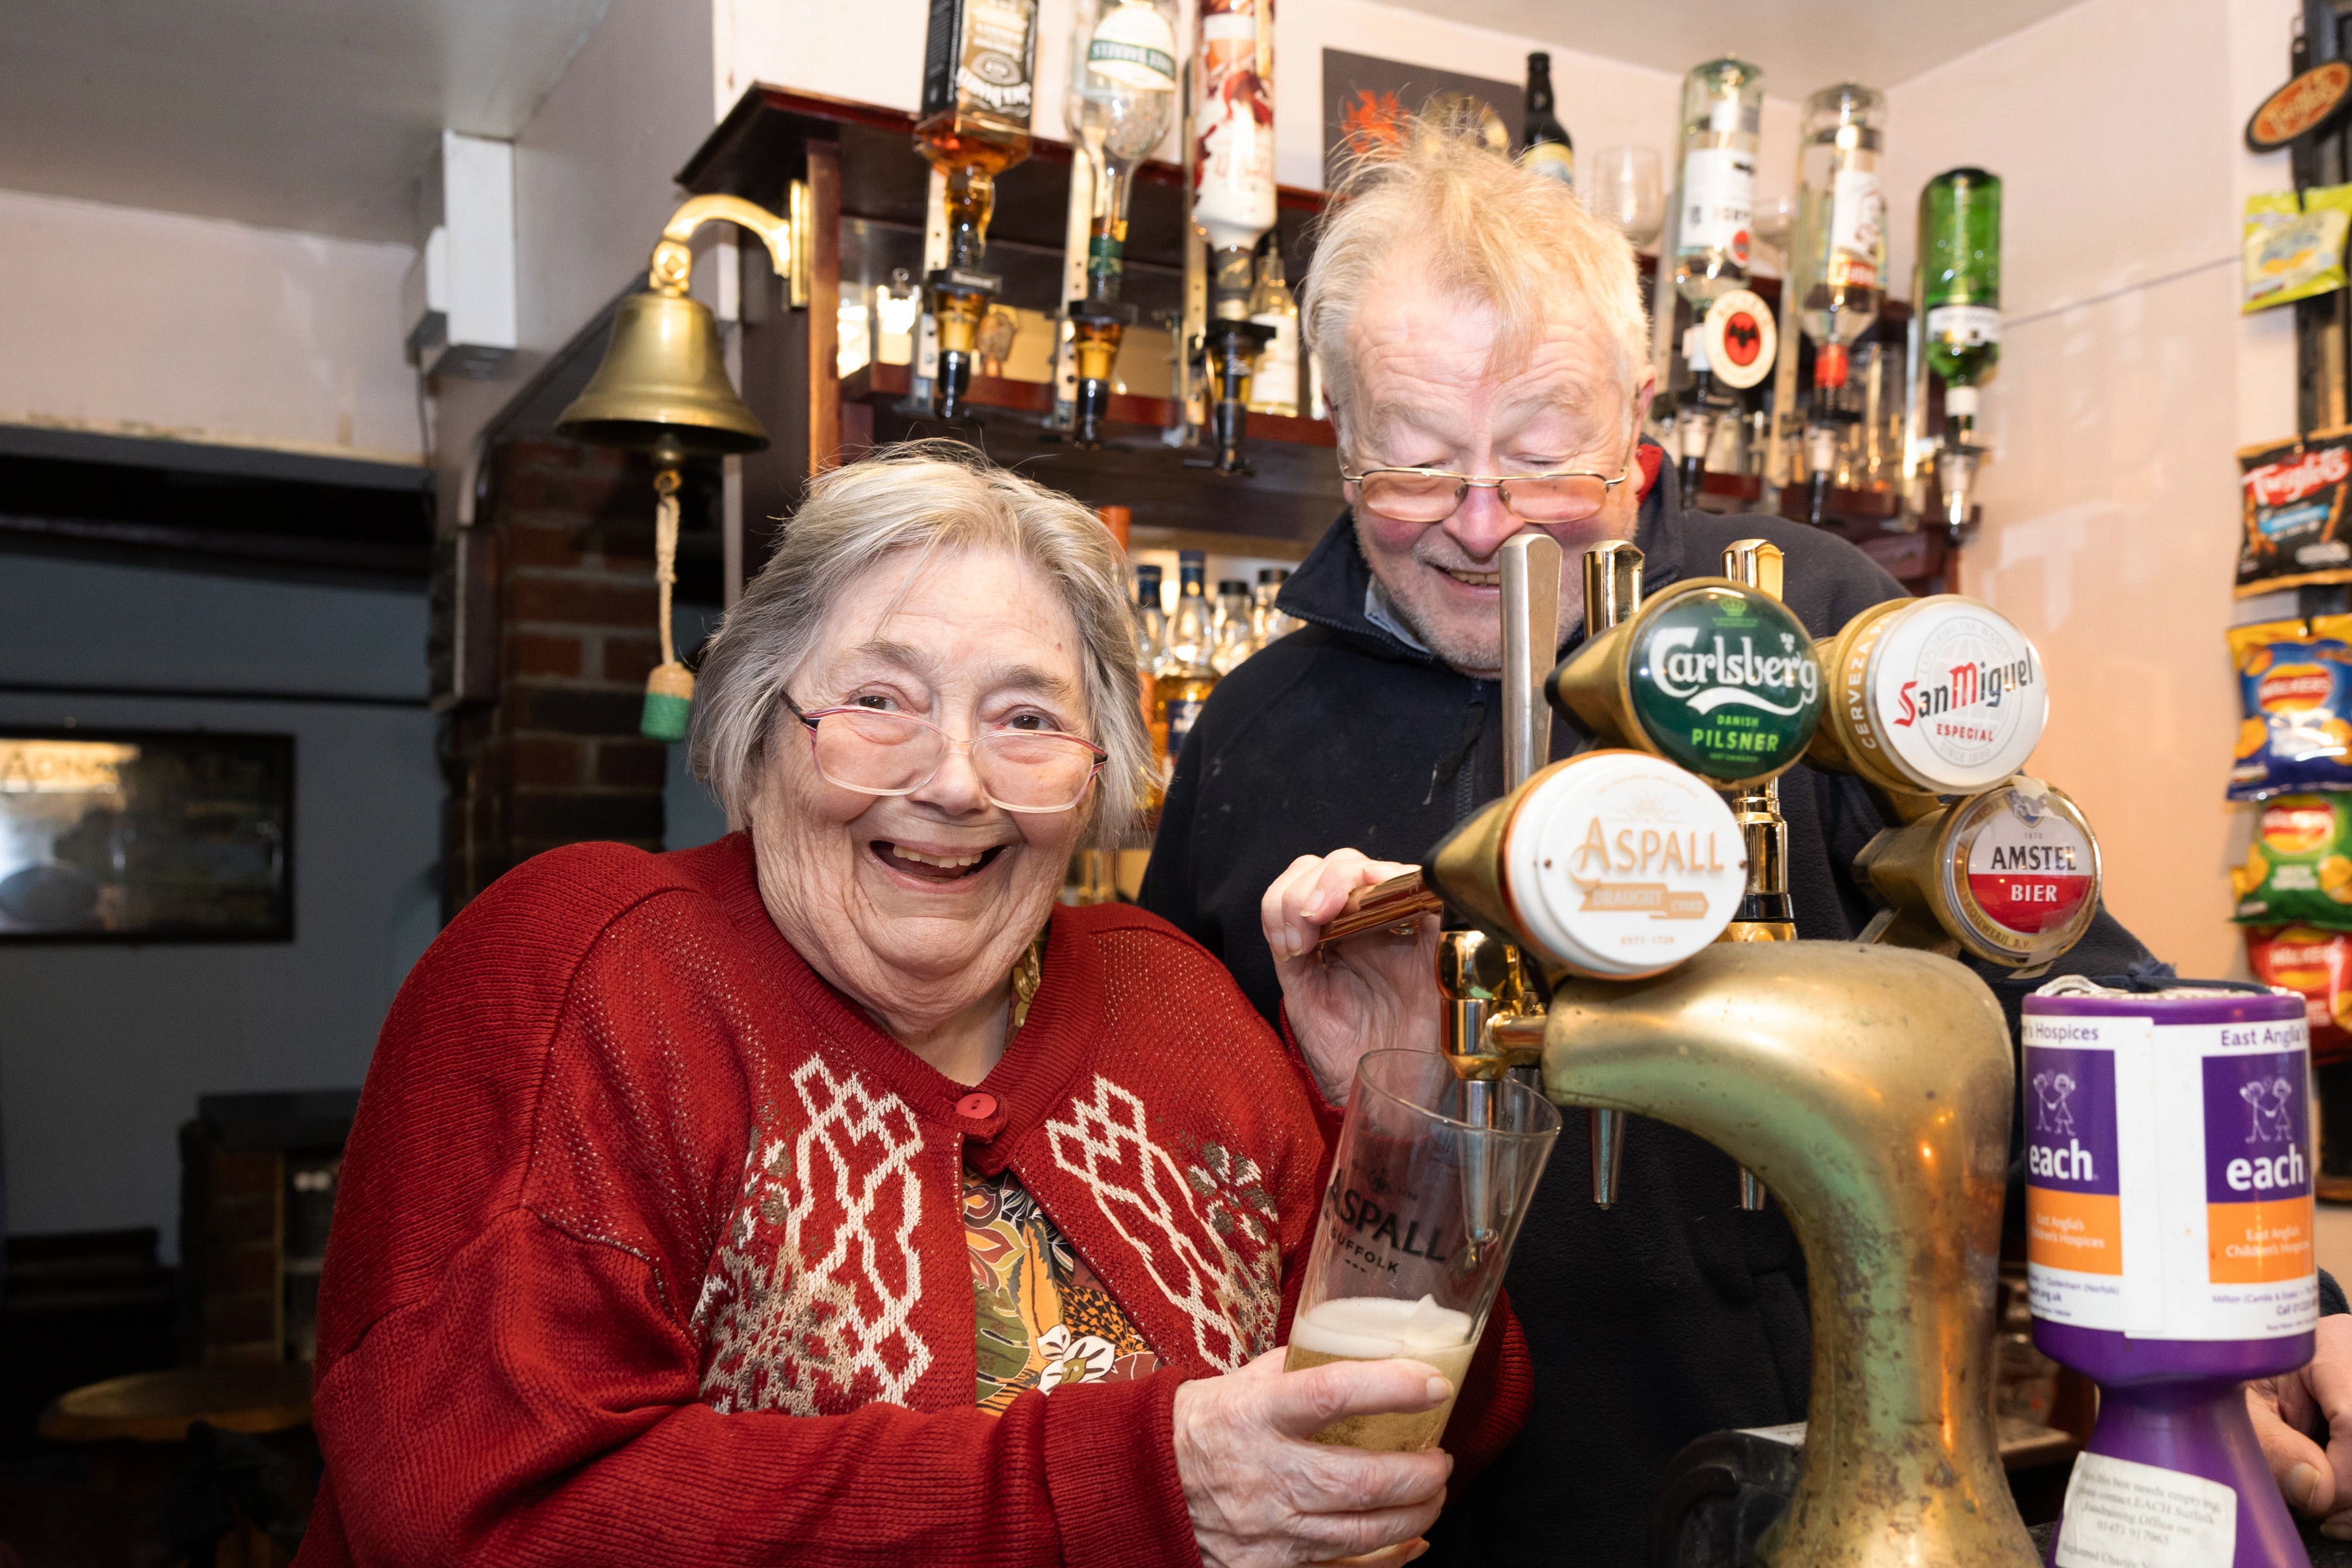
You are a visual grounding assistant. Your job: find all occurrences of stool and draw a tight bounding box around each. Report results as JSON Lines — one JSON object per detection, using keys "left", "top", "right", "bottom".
{"left": 39, "top": 1365, "right": 314, "bottom": 1567}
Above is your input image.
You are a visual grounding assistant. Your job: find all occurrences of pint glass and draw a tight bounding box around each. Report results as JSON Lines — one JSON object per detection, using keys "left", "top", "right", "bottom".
{"left": 1284, "top": 1050, "right": 1561, "bottom": 1450}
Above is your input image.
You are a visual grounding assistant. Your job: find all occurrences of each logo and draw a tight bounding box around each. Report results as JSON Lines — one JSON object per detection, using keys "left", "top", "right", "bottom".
{"left": 2031, "top": 1070, "right": 2079, "bottom": 1137}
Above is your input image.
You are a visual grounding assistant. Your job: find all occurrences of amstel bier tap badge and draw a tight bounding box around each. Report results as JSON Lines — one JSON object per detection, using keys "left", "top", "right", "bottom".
{"left": 1940, "top": 781, "right": 2101, "bottom": 964}
{"left": 1499, "top": 751, "right": 1746, "bottom": 978}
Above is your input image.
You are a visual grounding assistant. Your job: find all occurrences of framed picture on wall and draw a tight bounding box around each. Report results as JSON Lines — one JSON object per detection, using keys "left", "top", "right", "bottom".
{"left": 0, "top": 729, "right": 293, "bottom": 941}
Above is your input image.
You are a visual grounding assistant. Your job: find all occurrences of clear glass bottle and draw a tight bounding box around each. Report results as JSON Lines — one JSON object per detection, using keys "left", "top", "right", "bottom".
{"left": 1790, "top": 84, "right": 1885, "bottom": 367}
{"left": 916, "top": 0, "right": 1039, "bottom": 416}
{"left": 1154, "top": 551, "right": 1218, "bottom": 771}
{"left": 1211, "top": 578, "right": 1256, "bottom": 672}
{"left": 1673, "top": 57, "right": 1764, "bottom": 315}
{"left": 1191, "top": 0, "right": 1277, "bottom": 471}
{"left": 1789, "top": 82, "right": 1885, "bottom": 525}
{"left": 1062, "top": 0, "right": 1179, "bottom": 445}
{"left": 1245, "top": 237, "right": 1299, "bottom": 416}
{"left": 1522, "top": 52, "right": 1574, "bottom": 188}
{"left": 1252, "top": 566, "right": 1298, "bottom": 646}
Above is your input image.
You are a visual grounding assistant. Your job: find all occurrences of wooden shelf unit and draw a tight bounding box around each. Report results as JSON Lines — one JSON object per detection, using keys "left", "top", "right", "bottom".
{"left": 678, "top": 85, "right": 1950, "bottom": 591}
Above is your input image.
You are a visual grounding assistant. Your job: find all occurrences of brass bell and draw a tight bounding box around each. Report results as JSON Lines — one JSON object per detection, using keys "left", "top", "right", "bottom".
{"left": 557, "top": 291, "right": 768, "bottom": 456}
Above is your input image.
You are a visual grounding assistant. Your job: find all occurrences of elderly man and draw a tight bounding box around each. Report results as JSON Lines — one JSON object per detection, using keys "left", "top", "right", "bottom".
{"left": 1140, "top": 124, "right": 2352, "bottom": 1558}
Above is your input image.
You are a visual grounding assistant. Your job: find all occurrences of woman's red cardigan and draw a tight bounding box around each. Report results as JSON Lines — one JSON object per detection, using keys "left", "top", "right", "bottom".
{"left": 295, "top": 833, "right": 1527, "bottom": 1568}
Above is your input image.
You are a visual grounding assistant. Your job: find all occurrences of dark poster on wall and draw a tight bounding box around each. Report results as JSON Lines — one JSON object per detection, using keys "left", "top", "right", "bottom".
{"left": 0, "top": 730, "right": 293, "bottom": 941}
{"left": 1320, "top": 49, "right": 1524, "bottom": 183}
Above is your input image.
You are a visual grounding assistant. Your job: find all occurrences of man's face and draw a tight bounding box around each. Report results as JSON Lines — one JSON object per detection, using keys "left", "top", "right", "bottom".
{"left": 1339, "top": 261, "right": 1652, "bottom": 678}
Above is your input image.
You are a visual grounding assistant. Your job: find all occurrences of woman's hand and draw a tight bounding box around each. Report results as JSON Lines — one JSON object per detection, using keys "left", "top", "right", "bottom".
{"left": 2249, "top": 1313, "right": 2352, "bottom": 1537}
{"left": 1263, "top": 851, "right": 1441, "bottom": 1104}
{"left": 1173, "top": 1347, "right": 1454, "bottom": 1568}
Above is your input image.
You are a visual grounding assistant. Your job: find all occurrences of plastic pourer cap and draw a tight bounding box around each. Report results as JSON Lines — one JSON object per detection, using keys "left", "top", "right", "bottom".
{"left": 1814, "top": 341, "right": 1849, "bottom": 389}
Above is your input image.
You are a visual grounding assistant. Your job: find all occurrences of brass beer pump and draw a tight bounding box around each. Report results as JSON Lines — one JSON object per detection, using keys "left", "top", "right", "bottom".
{"left": 1422, "top": 549, "right": 2039, "bottom": 1567}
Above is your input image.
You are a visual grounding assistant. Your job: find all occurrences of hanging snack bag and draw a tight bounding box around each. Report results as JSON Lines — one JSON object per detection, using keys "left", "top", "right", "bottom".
{"left": 2237, "top": 431, "right": 2352, "bottom": 595}
{"left": 2243, "top": 186, "right": 2352, "bottom": 313}
{"left": 2232, "top": 793, "right": 2352, "bottom": 924}
{"left": 2227, "top": 616, "right": 2352, "bottom": 796}
{"left": 2245, "top": 924, "right": 2352, "bottom": 1063}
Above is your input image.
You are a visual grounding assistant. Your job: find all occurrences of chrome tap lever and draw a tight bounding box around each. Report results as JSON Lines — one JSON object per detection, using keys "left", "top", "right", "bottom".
{"left": 1578, "top": 541, "right": 1644, "bottom": 1207}
{"left": 1499, "top": 534, "right": 1563, "bottom": 794}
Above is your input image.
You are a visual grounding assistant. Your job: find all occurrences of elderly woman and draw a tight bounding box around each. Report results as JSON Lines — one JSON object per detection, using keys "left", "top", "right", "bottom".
{"left": 298, "top": 445, "right": 1524, "bottom": 1568}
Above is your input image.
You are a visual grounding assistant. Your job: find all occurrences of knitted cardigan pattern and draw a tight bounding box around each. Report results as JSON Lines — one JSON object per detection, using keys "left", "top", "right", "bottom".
{"left": 296, "top": 833, "right": 1526, "bottom": 1568}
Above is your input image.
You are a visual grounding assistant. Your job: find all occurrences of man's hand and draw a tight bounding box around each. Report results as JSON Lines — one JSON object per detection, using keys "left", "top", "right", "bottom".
{"left": 2249, "top": 1314, "right": 2352, "bottom": 1536}
{"left": 1262, "top": 850, "right": 1441, "bottom": 1104}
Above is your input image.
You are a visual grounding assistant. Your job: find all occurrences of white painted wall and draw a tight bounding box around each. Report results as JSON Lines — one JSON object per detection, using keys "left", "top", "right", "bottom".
{"left": 1882, "top": 0, "right": 2298, "bottom": 978}
{"left": 433, "top": 0, "right": 725, "bottom": 527}
{"left": 0, "top": 189, "right": 421, "bottom": 463}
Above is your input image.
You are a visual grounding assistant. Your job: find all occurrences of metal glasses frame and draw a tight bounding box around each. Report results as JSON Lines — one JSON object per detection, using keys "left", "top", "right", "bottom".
{"left": 1337, "top": 449, "right": 1638, "bottom": 525}
{"left": 781, "top": 695, "right": 1107, "bottom": 813}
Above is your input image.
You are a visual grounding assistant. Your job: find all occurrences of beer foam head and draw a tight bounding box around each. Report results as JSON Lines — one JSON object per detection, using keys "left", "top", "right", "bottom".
{"left": 1292, "top": 1294, "right": 1475, "bottom": 1358}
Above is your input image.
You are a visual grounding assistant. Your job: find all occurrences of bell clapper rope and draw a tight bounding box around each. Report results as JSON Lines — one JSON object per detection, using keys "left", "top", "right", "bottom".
{"left": 642, "top": 463, "right": 694, "bottom": 742}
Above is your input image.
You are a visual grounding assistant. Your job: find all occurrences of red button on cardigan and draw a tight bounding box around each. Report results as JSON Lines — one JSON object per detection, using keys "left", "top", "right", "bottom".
{"left": 956, "top": 1091, "right": 998, "bottom": 1120}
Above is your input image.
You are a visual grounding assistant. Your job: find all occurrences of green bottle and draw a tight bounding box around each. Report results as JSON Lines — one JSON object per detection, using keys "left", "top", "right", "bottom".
{"left": 1919, "top": 168, "right": 2002, "bottom": 391}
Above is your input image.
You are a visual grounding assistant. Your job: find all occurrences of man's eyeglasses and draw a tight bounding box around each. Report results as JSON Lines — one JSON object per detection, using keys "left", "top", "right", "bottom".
{"left": 1339, "top": 453, "right": 1635, "bottom": 526}
{"left": 783, "top": 696, "right": 1107, "bottom": 814}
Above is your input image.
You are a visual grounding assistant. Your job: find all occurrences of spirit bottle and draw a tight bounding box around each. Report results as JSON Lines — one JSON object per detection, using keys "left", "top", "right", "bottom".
{"left": 1789, "top": 83, "right": 1885, "bottom": 527}
{"left": 1133, "top": 560, "right": 1167, "bottom": 755}
{"left": 1521, "top": 53, "right": 1574, "bottom": 188}
{"left": 916, "top": 0, "right": 1039, "bottom": 418}
{"left": 1154, "top": 551, "right": 1218, "bottom": 771}
{"left": 1919, "top": 167, "right": 2001, "bottom": 540}
{"left": 1211, "top": 578, "right": 1256, "bottom": 672}
{"left": 1061, "top": 0, "right": 1179, "bottom": 447}
{"left": 1671, "top": 56, "right": 1763, "bottom": 497}
{"left": 1190, "top": 0, "right": 1277, "bottom": 474}
{"left": 1252, "top": 566, "right": 1299, "bottom": 647}
{"left": 1245, "top": 237, "right": 1300, "bottom": 416}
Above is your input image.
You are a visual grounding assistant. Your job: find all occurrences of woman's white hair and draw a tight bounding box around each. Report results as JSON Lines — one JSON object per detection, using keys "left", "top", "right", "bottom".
{"left": 1300, "top": 113, "right": 1651, "bottom": 448}
{"left": 690, "top": 441, "right": 1149, "bottom": 849}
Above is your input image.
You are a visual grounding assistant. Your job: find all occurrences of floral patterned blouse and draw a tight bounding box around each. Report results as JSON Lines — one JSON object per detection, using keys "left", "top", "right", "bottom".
{"left": 964, "top": 1165, "right": 1160, "bottom": 1413}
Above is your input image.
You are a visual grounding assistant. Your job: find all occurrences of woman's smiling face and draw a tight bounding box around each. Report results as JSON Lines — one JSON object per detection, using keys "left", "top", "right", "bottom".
{"left": 746, "top": 544, "right": 1095, "bottom": 1031}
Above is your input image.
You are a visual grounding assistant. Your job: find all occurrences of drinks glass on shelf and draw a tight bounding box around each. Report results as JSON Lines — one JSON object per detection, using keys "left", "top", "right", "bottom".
{"left": 1583, "top": 145, "right": 1663, "bottom": 250}
{"left": 1284, "top": 1050, "right": 1560, "bottom": 1451}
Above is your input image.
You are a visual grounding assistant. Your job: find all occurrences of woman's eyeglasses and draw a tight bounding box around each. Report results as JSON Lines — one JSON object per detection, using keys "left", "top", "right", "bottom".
{"left": 1339, "top": 453, "right": 1634, "bottom": 526}
{"left": 783, "top": 697, "right": 1106, "bottom": 813}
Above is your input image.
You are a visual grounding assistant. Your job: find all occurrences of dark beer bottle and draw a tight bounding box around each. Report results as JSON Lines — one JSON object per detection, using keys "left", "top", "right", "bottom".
{"left": 1522, "top": 53, "right": 1574, "bottom": 187}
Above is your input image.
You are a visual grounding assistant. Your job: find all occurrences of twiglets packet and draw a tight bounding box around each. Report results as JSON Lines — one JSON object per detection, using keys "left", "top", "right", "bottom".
{"left": 2237, "top": 433, "right": 2352, "bottom": 595}
{"left": 2245, "top": 924, "right": 2352, "bottom": 1064}
{"left": 2229, "top": 617, "right": 2352, "bottom": 796}
{"left": 2232, "top": 793, "right": 2352, "bottom": 924}
{"left": 2244, "top": 186, "right": 2352, "bottom": 312}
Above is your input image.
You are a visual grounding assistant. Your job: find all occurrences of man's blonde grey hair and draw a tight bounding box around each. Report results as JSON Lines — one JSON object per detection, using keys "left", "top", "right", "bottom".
{"left": 1300, "top": 115, "right": 1651, "bottom": 449}
{"left": 690, "top": 441, "right": 1149, "bottom": 849}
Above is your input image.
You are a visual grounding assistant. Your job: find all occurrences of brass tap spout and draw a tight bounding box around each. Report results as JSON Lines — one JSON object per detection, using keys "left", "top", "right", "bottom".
{"left": 1541, "top": 943, "right": 2034, "bottom": 1568}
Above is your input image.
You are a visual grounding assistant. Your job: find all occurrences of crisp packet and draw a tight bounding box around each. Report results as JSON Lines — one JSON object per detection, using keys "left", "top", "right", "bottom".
{"left": 2228, "top": 616, "right": 2352, "bottom": 794}
{"left": 2244, "top": 186, "right": 2352, "bottom": 312}
{"left": 2245, "top": 924, "right": 2352, "bottom": 1063}
{"left": 2238, "top": 431, "right": 2352, "bottom": 595}
{"left": 2232, "top": 793, "right": 2352, "bottom": 923}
